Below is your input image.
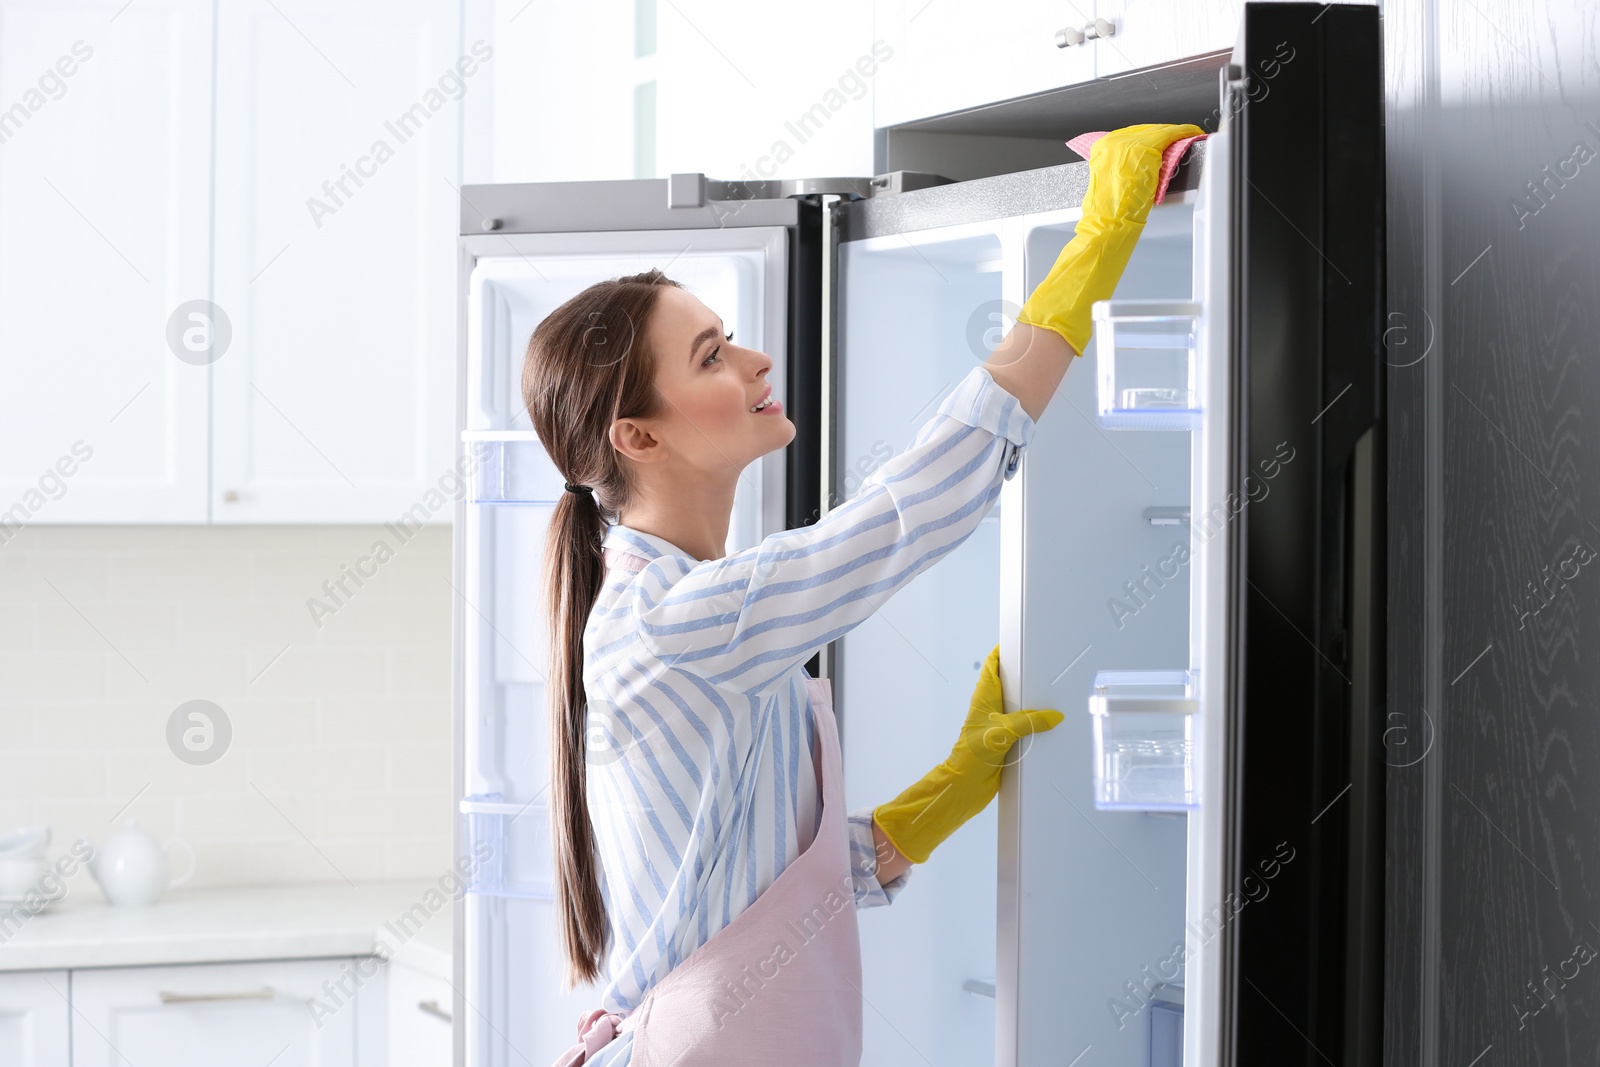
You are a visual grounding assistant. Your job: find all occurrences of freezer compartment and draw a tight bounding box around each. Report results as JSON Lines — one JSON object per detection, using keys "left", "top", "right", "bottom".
{"left": 1092, "top": 300, "right": 1202, "bottom": 430}
{"left": 455, "top": 224, "right": 806, "bottom": 1065}
{"left": 463, "top": 432, "right": 564, "bottom": 505}
{"left": 1087, "top": 669, "right": 1199, "bottom": 812}
{"left": 460, "top": 794, "right": 555, "bottom": 899}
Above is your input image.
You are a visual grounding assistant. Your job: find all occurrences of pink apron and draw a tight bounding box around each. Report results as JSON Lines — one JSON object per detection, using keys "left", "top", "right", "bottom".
{"left": 552, "top": 547, "right": 864, "bottom": 1067}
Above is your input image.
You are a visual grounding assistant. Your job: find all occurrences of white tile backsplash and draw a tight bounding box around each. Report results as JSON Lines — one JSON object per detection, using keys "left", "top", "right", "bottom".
{"left": 0, "top": 524, "right": 453, "bottom": 890}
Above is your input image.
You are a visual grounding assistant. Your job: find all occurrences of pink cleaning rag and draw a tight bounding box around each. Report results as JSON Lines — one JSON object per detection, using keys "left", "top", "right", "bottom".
{"left": 1065, "top": 131, "right": 1208, "bottom": 205}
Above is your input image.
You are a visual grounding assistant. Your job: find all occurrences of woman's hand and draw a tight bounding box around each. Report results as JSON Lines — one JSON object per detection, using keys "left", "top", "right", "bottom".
{"left": 871, "top": 646, "right": 1064, "bottom": 865}
{"left": 1015, "top": 122, "right": 1205, "bottom": 357}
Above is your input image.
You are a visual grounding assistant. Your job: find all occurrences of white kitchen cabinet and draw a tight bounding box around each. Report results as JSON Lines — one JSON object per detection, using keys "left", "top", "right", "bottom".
{"left": 70, "top": 958, "right": 367, "bottom": 1067}
{"left": 0, "top": 0, "right": 462, "bottom": 527}
{"left": 1091, "top": 0, "right": 1243, "bottom": 77}
{"left": 871, "top": 0, "right": 1097, "bottom": 128}
{"left": 0, "top": 0, "right": 212, "bottom": 524}
{"left": 385, "top": 961, "right": 452, "bottom": 1067}
{"left": 871, "top": 0, "right": 1246, "bottom": 129}
{"left": 211, "top": 0, "right": 462, "bottom": 523}
{"left": 0, "top": 970, "right": 69, "bottom": 1067}
{"left": 653, "top": 0, "right": 881, "bottom": 180}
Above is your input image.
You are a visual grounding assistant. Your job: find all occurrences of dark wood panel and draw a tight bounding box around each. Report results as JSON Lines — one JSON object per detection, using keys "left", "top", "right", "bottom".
{"left": 1385, "top": 0, "right": 1600, "bottom": 1064}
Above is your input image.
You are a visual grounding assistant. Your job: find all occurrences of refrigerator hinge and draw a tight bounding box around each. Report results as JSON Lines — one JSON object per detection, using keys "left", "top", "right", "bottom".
{"left": 1219, "top": 62, "right": 1247, "bottom": 117}
{"left": 861, "top": 170, "right": 958, "bottom": 196}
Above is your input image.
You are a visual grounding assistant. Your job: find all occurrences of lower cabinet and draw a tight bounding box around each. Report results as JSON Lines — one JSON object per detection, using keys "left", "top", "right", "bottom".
{"left": 0, "top": 955, "right": 442, "bottom": 1065}
{"left": 0, "top": 970, "right": 71, "bottom": 1067}
{"left": 71, "top": 958, "right": 364, "bottom": 1067}
{"left": 385, "top": 961, "right": 454, "bottom": 1067}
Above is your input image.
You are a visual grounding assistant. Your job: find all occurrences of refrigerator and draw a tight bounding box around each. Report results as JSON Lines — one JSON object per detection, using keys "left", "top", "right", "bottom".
{"left": 448, "top": 5, "right": 1386, "bottom": 1066}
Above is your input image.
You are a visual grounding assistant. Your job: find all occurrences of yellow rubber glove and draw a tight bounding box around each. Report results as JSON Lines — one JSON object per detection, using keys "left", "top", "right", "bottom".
{"left": 872, "top": 646, "right": 1064, "bottom": 865}
{"left": 1016, "top": 122, "right": 1205, "bottom": 356}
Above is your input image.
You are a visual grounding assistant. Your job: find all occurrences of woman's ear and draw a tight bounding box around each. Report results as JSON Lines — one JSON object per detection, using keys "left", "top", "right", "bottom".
{"left": 609, "top": 417, "right": 664, "bottom": 465}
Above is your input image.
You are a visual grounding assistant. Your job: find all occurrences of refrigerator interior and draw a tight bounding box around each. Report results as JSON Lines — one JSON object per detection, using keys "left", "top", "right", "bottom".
{"left": 837, "top": 196, "right": 1198, "bottom": 1067}
{"left": 456, "top": 231, "right": 788, "bottom": 1067}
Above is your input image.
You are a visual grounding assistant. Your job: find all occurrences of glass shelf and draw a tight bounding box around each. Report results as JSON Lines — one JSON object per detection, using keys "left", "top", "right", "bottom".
{"left": 1092, "top": 300, "right": 1202, "bottom": 430}
{"left": 1087, "top": 670, "right": 1199, "bottom": 812}
{"left": 460, "top": 792, "right": 554, "bottom": 899}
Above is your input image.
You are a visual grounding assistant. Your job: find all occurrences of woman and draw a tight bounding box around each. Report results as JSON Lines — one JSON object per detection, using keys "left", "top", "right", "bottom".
{"left": 530, "top": 123, "right": 1202, "bottom": 1067}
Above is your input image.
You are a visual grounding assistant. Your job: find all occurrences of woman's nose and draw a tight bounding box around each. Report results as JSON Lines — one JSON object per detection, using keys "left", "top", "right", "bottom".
{"left": 739, "top": 345, "right": 773, "bottom": 379}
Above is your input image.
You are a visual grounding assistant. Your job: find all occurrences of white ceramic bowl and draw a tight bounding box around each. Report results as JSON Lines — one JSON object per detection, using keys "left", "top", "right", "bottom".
{"left": 0, "top": 826, "right": 51, "bottom": 858}
{"left": 0, "top": 855, "right": 49, "bottom": 899}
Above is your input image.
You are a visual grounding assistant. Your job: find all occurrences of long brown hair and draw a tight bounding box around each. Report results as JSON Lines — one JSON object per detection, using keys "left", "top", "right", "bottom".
{"left": 522, "top": 268, "right": 681, "bottom": 989}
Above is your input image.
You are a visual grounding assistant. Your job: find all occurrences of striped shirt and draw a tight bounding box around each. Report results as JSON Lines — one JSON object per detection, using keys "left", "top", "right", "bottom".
{"left": 579, "top": 365, "right": 1034, "bottom": 1062}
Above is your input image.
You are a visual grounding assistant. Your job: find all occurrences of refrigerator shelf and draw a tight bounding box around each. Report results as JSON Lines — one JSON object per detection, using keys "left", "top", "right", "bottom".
{"left": 1091, "top": 300, "right": 1202, "bottom": 430}
{"left": 460, "top": 793, "right": 554, "bottom": 899}
{"left": 461, "top": 430, "right": 542, "bottom": 441}
{"left": 459, "top": 795, "right": 535, "bottom": 816}
{"left": 1087, "top": 670, "right": 1198, "bottom": 812}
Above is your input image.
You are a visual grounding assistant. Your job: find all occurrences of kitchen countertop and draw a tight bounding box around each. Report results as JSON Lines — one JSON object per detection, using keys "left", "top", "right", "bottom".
{"left": 0, "top": 880, "right": 453, "bottom": 980}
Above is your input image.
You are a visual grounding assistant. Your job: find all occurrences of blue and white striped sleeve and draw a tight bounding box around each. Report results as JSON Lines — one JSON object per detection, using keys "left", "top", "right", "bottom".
{"left": 846, "top": 805, "right": 911, "bottom": 908}
{"left": 625, "top": 366, "right": 1034, "bottom": 694}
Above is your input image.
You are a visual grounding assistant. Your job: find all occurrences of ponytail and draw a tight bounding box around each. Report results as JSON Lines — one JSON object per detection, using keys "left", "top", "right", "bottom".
{"left": 542, "top": 485, "right": 609, "bottom": 986}
{"left": 522, "top": 269, "right": 680, "bottom": 988}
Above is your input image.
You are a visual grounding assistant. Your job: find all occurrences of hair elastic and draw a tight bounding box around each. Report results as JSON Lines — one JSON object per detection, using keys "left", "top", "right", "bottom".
{"left": 564, "top": 482, "right": 593, "bottom": 495}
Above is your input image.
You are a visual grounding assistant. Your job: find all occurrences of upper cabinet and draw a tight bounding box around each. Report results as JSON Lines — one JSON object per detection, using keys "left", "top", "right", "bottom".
{"left": 0, "top": 0, "right": 462, "bottom": 526}
{"left": 211, "top": 0, "right": 461, "bottom": 523}
{"left": 0, "top": 0, "right": 213, "bottom": 524}
{"left": 872, "top": 0, "right": 1097, "bottom": 129}
{"left": 1091, "top": 0, "right": 1243, "bottom": 76}
{"left": 872, "top": 0, "right": 1243, "bottom": 129}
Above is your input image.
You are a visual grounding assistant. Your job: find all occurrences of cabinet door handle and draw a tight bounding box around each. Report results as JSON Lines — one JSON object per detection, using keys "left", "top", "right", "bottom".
{"left": 159, "top": 986, "right": 275, "bottom": 1004}
{"left": 1055, "top": 17, "right": 1116, "bottom": 47}
{"left": 418, "top": 998, "right": 453, "bottom": 1023}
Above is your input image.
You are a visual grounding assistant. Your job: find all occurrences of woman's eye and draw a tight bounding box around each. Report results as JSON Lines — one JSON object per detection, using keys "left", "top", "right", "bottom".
{"left": 701, "top": 333, "right": 733, "bottom": 367}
